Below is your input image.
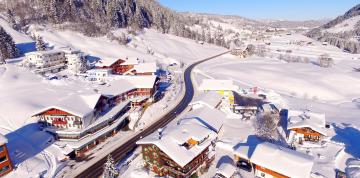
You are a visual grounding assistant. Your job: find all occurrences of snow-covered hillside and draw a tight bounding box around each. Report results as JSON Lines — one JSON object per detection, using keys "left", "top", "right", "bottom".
{"left": 325, "top": 15, "right": 360, "bottom": 33}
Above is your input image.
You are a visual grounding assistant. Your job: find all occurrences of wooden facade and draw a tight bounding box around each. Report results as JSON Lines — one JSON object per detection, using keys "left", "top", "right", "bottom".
{"left": 291, "top": 127, "right": 323, "bottom": 143}
{"left": 255, "top": 165, "right": 288, "bottom": 178}
{"left": 108, "top": 59, "right": 135, "bottom": 75}
{"left": 37, "top": 108, "right": 84, "bottom": 129}
{"left": 141, "top": 144, "right": 213, "bottom": 178}
{"left": 0, "top": 144, "right": 13, "bottom": 177}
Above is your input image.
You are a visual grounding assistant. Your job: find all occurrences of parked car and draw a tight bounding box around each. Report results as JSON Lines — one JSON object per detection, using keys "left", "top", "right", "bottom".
{"left": 236, "top": 160, "right": 252, "bottom": 172}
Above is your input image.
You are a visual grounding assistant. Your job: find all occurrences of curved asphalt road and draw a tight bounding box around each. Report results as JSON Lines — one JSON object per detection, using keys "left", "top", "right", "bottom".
{"left": 75, "top": 51, "right": 229, "bottom": 178}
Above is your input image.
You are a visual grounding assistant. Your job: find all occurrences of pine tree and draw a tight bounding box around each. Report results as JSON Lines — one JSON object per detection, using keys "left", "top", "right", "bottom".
{"left": 49, "top": 0, "right": 60, "bottom": 24}
{"left": 36, "top": 36, "right": 46, "bottom": 51}
{"left": 0, "top": 26, "right": 19, "bottom": 60}
{"left": 103, "top": 154, "right": 119, "bottom": 178}
{"left": 6, "top": 9, "right": 18, "bottom": 30}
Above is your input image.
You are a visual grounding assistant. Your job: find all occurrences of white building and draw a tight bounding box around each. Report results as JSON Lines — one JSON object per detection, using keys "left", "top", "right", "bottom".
{"left": 62, "top": 48, "right": 87, "bottom": 74}
{"left": 24, "top": 50, "right": 66, "bottom": 73}
{"left": 198, "top": 79, "right": 238, "bottom": 106}
{"left": 32, "top": 94, "right": 103, "bottom": 130}
{"left": 86, "top": 69, "right": 112, "bottom": 82}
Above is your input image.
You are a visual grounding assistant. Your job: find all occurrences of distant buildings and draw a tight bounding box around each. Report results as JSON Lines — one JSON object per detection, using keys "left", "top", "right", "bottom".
{"left": 24, "top": 50, "right": 66, "bottom": 74}
{"left": 0, "top": 134, "right": 13, "bottom": 177}
{"left": 24, "top": 48, "right": 88, "bottom": 74}
{"left": 97, "top": 57, "right": 157, "bottom": 76}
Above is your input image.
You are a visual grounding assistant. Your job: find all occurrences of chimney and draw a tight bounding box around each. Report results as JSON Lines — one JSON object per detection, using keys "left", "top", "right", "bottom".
{"left": 158, "top": 128, "right": 163, "bottom": 140}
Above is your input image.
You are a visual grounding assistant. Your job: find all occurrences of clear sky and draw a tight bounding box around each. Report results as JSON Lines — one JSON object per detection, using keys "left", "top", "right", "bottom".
{"left": 158, "top": 0, "right": 360, "bottom": 21}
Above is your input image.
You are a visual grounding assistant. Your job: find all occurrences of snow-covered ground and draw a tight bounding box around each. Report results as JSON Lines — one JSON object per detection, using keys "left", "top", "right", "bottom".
{"left": 192, "top": 33, "right": 360, "bottom": 177}
{"left": 0, "top": 18, "right": 227, "bottom": 177}
{"left": 325, "top": 15, "right": 360, "bottom": 33}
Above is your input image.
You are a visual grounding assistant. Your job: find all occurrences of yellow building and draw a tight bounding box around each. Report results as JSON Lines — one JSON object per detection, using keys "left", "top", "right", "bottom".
{"left": 198, "top": 79, "right": 238, "bottom": 106}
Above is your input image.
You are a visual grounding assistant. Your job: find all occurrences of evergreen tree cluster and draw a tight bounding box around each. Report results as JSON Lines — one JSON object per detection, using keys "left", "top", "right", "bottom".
{"left": 306, "top": 3, "right": 360, "bottom": 53}
{"left": 1, "top": 0, "right": 235, "bottom": 49}
{"left": 0, "top": 26, "right": 19, "bottom": 63}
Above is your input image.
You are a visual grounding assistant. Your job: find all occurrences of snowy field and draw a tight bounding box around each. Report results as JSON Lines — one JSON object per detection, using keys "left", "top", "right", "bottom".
{"left": 32, "top": 26, "right": 225, "bottom": 65}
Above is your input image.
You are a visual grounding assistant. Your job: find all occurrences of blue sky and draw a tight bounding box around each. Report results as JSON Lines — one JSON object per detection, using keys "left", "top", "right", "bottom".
{"left": 158, "top": 0, "right": 360, "bottom": 21}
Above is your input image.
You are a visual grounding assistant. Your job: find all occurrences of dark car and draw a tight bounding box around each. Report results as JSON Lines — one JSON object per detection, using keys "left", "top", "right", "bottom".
{"left": 236, "top": 160, "right": 252, "bottom": 172}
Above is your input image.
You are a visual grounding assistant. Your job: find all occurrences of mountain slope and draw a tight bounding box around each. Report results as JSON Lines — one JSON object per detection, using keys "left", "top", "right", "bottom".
{"left": 306, "top": 4, "right": 360, "bottom": 53}
{"left": 0, "top": 0, "right": 179, "bottom": 36}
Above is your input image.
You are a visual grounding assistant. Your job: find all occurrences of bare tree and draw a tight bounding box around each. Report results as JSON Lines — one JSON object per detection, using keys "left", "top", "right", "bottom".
{"left": 255, "top": 113, "right": 280, "bottom": 141}
{"left": 246, "top": 44, "right": 256, "bottom": 56}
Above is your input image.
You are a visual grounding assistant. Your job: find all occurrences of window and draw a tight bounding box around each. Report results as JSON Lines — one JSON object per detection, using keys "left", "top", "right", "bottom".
{"left": 0, "top": 146, "right": 4, "bottom": 152}
{"left": 0, "top": 155, "right": 7, "bottom": 164}
{"left": 0, "top": 165, "right": 10, "bottom": 175}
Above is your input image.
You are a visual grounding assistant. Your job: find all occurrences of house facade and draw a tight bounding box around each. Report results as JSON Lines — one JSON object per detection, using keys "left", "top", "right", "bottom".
{"left": 86, "top": 69, "right": 112, "bottom": 82}
{"left": 24, "top": 50, "right": 66, "bottom": 73}
{"left": 63, "top": 49, "right": 87, "bottom": 74}
{"left": 140, "top": 144, "right": 213, "bottom": 178}
{"left": 0, "top": 134, "right": 13, "bottom": 177}
{"left": 35, "top": 108, "right": 88, "bottom": 129}
{"left": 109, "top": 57, "right": 139, "bottom": 75}
{"left": 287, "top": 110, "right": 327, "bottom": 144}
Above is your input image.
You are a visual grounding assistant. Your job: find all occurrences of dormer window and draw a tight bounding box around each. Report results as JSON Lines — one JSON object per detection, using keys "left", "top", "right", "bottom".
{"left": 181, "top": 138, "right": 199, "bottom": 150}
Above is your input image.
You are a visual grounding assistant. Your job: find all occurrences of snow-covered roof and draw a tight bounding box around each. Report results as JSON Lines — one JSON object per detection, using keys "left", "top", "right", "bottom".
{"left": 137, "top": 118, "right": 217, "bottom": 167}
{"left": 116, "top": 75, "right": 157, "bottom": 89}
{"left": 190, "top": 91, "right": 223, "bottom": 109}
{"left": 198, "top": 79, "right": 238, "bottom": 91}
{"left": 234, "top": 145, "right": 251, "bottom": 160}
{"left": 0, "top": 65, "right": 99, "bottom": 131}
{"left": 287, "top": 110, "right": 327, "bottom": 136}
{"left": 184, "top": 106, "right": 225, "bottom": 133}
{"left": 32, "top": 94, "right": 101, "bottom": 119}
{"left": 216, "top": 163, "right": 237, "bottom": 178}
{"left": 86, "top": 68, "right": 112, "bottom": 73}
{"left": 95, "top": 79, "right": 135, "bottom": 97}
{"left": 25, "top": 50, "right": 64, "bottom": 56}
{"left": 0, "top": 134, "right": 8, "bottom": 145}
{"left": 95, "top": 58, "right": 120, "bottom": 67}
{"left": 251, "top": 142, "right": 314, "bottom": 178}
{"left": 133, "top": 62, "right": 157, "bottom": 73}
{"left": 122, "top": 57, "right": 139, "bottom": 65}
{"left": 259, "top": 103, "right": 278, "bottom": 112}
{"left": 58, "top": 47, "right": 81, "bottom": 54}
